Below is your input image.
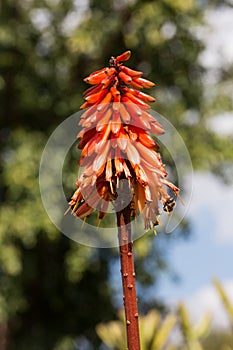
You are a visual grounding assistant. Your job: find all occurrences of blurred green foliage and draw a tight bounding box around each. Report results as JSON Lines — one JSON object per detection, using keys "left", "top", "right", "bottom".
{"left": 178, "top": 302, "right": 211, "bottom": 350}
{"left": 201, "top": 279, "right": 233, "bottom": 350}
{"left": 96, "top": 309, "right": 177, "bottom": 350}
{"left": 96, "top": 302, "right": 210, "bottom": 349}
{"left": 200, "top": 279, "right": 233, "bottom": 350}
{"left": 213, "top": 279, "right": 233, "bottom": 326}
{"left": 0, "top": 0, "right": 233, "bottom": 349}
{"left": 97, "top": 280, "right": 233, "bottom": 350}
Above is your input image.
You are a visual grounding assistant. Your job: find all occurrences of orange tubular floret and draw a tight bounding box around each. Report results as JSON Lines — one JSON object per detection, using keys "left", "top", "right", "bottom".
{"left": 97, "top": 92, "right": 113, "bottom": 111}
{"left": 138, "top": 132, "right": 157, "bottom": 149}
{"left": 110, "top": 85, "right": 120, "bottom": 97}
{"left": 83, "top": 84, "right": 103, "bottom": 98}
{"left": 96, "top": 108, "right": 112, "bottom": 132}
{"left": 135, "top": 142, "right": 160, "bottom": 167}
{"left": 89, "top": 67, "right": 108, "bottom": 77}
{"left": 115, "top": 149, "right": 124, "bottom": 176}
{"left": 119, "top": 71, "right": 132, "bottom": 84}
{"left": 111, "top": 112, "right": 121, "bottom": 134}
{"left": 122, "top": 96, "right": 142, "bottom": 116}
{"left": 120, "top": 65, "right": 142, "bottom": 77}
{"left": 85, "top": 90, "right": 108, "bottom": 104}
{"left": 101, "top": 75, "right": 115, "bottom": 89}
{"left": 84, "top": 73, "right": 107, "bottom": 85}
{"left": 124, "top": 92, "right": 150, "bottom": 109}
{"left": 117, "top": 128, "right": 129, "bottom": 151}
{"left": 105, "top": 152, "right": 113, "bottom": 182}
{"left": 105, "top": 67, "right": 117, "bottom": 76}
{"left": 130, "top": 80, "right": 145, "bottom": 89}
{"left": 80, "top": 101, "right": 91, "bottom": 109}
{"left": 149, "top": 122, "right": 165, "bottom": 136}
{"left": 119, "top": 103, "right": 131, "bottom": 124}
{"left": 75, "top": 203, "right": 94, "bottom": 218}
{"left": 126, "top": 142, "right": 140, "bottom": 167}
{"left": 84, "top": 67, "right": 116, "bottom": 85}
{"left": 132, "top": 77, "right": 155, "bottom": 88}
{"left": 127, "top": 88, "right": 156, "bottom": 103}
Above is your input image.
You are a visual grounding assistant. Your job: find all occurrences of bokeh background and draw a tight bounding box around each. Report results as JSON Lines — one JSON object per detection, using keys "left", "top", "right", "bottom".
{"left": 0, "top": 0, "right": 233, "bottom": 349}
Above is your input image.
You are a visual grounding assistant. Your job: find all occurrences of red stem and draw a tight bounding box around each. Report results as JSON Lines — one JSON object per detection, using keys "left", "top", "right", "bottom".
{"left": 116, "top": 205, "right": 141, "bottom": 350}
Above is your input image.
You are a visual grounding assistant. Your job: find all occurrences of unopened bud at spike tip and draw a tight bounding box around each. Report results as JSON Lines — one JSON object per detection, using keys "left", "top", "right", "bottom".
{"left": 116, "top": 50, "right": 131, "bottom": 62}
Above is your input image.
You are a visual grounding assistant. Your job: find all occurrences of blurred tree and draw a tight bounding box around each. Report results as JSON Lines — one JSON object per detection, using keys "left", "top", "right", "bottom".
{"left": 0, "top": 0, "right": 233, "bottom": 349}
{"left": 0, "top": 130, "right": 115, "bottom": 349}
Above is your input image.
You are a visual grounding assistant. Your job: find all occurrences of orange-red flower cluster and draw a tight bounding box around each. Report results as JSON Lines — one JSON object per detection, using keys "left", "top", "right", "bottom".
{"left": 69, "top": 51, "right": 179, "bottom": 229}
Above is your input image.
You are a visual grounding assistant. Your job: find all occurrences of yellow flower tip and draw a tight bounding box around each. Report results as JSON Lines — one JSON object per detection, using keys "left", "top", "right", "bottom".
{"left": 153, "top": 227, "right": 157, "bottom": 236}
{"left": 64, "top": 206, "right": 71, "bottom": 216}
{"left": 97, "top": 218, "right": 101, "bottom": 230}
{"left": 157, "top": 218, "right": 162, "bottom": 227}
{"left": 81, "top": 217, "right": 87, "bottom": 228}
{"left": 71, "top": 201, "right": 79, "bottom": 213}
{"left": 177, "top": 193, "right": 185, "bottom": 206}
